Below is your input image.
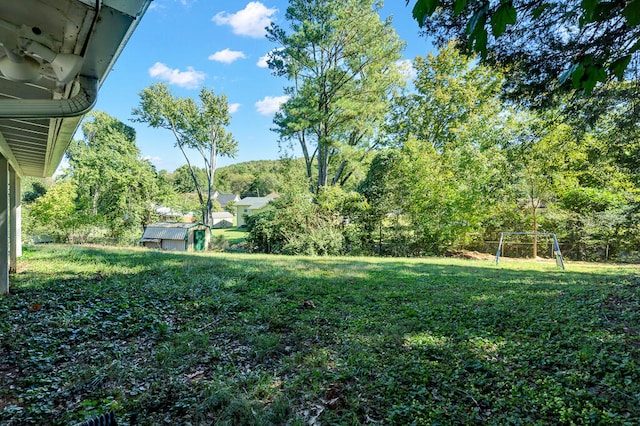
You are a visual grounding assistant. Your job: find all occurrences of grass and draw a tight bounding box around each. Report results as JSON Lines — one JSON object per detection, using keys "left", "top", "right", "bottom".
{"left": 0, "top": 245, "right": 639, "bottom": 425}
{"left": 211, "top": 227, "right": 248, "bottom": 246}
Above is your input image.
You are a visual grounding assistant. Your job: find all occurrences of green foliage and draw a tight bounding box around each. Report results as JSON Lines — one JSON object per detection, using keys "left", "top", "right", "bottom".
{"left": 25, "top": 180, "right": 79, "bottom": 243}
{"left": 267, "top": 0, "right": 405, "bottom": 190}
{"left": 246, "top": 194, "right": 345, "bottom": 255}
{"left": 21, "top": 177, "right": 49, "bottom": 204}
{"left": 214, "top": 159, "right": 304, "bottom": 197}
{"left": 411, "top": 0, "right": 640, "bottom": 97}
{"left": 387, "top": 41, "right": 503, "bottom": 150}
{"left": 377, "top": 47, "right": 512, "bottom": 254}
{"left": 65, "top": 111, "right": 168, "bottom": 238}
{"left": 167, "top": 164, "right": 208, "bottom": 194}
{"left": 2, "top": 245, "right": 639, "bottom": 424}
{"left": 561, "top": 187, "right": 625, "bottom": 213}
{"left": 133, "top": 84, "right": 238, "bottom": 225}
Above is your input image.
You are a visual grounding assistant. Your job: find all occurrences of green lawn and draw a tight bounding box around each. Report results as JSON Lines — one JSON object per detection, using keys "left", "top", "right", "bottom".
{"left": 1, "top": 245, "right": 638, "bottom": 425}
{"left": 211, "top": 227, "right": 248, "bottom": 246}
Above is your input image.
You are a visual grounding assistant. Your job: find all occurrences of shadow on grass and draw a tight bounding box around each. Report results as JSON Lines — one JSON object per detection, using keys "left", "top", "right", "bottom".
{"left": 1, "top": 245, "right": 638, "bottom": 425}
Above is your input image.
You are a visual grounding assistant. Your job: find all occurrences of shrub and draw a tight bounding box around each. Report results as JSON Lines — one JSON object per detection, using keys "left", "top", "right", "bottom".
{"left": 246, "top": 193, "right": 345, "bottom": 255}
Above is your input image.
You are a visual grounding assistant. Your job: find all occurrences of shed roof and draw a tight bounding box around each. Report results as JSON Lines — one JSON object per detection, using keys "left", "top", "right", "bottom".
{"left": 141, "top": 222, "right": 209, "bottom": 241}
{"left": 211, "top": 211, "right": 233, "bottom": 219}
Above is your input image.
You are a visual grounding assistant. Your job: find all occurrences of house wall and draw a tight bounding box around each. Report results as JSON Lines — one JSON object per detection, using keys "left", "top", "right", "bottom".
{"left": 236, "top": 206, "right": 250, "bottom": 227}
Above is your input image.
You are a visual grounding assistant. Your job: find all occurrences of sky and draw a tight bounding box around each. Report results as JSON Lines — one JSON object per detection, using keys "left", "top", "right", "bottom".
{"left": 83, "top": 0, "right": 434, "bottom": 173}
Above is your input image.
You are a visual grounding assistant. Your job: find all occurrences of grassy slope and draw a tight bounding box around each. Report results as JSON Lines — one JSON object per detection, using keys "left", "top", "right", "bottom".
{"left": 0, "top": 245, "right": 638, "bottom": 425}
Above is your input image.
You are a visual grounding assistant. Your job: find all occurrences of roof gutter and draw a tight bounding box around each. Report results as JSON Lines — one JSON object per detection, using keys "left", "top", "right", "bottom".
{"left": 0, "top": 75, "right": 97, "bottom": 119}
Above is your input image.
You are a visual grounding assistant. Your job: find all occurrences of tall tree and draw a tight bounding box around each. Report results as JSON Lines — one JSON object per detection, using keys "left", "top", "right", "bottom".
{"left": 387, "top": 41, "right": 504, "bottom": 149}
{"left": 66, "top": 111, "right": 166, "bottom": 237}
{"left": 133, "top": 84, "right": 238, "bottom": 225}
{"left": 381, "top": 46, "right": 513, "bottom": 253}
{"left": 267, "top": 0, "right": 405, "bottom": 191}
{"left": 410, "top": 0, "right": 640, "bottom": 97}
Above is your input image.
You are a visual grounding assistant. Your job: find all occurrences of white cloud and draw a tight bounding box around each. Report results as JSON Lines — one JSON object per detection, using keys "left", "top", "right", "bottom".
{"left": 142, "top": 155, "right": 163, "bottom": 167}
{"left": 148, "top": 62, "right": 205, "bottom": 89}
{"left": 228, "top": 103, "right": 241, "bottom": 114}
{"left": 254, "top": 95, "right": 289, "bottom": 115}
{"left": 208, "top": 48, "right": 247, "bottom": 64}
{"left": 256, "top": 48, "right": 283, "bottom": 68}
{"left": 256, "top": 54, "right": 269, "bottom": 68}
{"left": 396, "top": 59, "right": 417, "bottom": 81}
{"left": 213, "top": 2, "right": 277, "bottom": 38}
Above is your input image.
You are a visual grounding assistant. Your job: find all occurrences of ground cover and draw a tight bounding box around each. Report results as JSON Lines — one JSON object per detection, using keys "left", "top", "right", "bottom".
{"left": 211, "top": 228, "right": 248, "bottom": 246}
{"left": 0, "top": 245, "right": 638, "bottom": 425}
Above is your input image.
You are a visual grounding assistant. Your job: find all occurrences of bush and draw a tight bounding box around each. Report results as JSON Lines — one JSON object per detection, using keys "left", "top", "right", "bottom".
{"left": 209, "top": 234, "right": 230, "bottom": 252}
{"left": 246, "top": 193, "right": 345, "bottom": 255}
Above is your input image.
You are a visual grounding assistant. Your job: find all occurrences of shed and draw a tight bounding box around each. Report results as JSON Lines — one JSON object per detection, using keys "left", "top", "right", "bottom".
{"left": 211, "top": 212, "right": 234, "bottom": 228}
{"left": 140, "top": 222, "right": 210, "bottom": 251}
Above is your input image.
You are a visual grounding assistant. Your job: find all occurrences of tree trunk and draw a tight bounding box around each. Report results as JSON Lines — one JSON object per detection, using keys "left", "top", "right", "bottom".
{"left": 533, "top": 205, "right": 538, "bottom": 258}
{"left": 206, "top": 126, "right": 219, "bottom": 226}
{"left": 92, "top": 184, "right": 99, "bottom": 216}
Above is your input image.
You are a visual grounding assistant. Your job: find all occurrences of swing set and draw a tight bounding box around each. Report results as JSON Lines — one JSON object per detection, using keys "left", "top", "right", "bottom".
{"left": 495, "top": 232, "right": 565, "bottom": 270}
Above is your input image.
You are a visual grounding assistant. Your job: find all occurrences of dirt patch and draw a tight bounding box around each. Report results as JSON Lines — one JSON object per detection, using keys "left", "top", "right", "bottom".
{"left": 445, "top": 250, "right": 494, "bottom": 260}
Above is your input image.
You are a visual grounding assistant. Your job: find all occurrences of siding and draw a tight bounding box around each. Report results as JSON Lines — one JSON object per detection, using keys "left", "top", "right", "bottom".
{"left": 161, "top": 239, "right": 187, "bottom": 251}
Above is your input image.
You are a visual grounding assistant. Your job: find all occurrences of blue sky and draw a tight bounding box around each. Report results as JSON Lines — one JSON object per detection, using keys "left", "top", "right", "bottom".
{"left": 86, "top": 0, "right": 433, "bottom": 173}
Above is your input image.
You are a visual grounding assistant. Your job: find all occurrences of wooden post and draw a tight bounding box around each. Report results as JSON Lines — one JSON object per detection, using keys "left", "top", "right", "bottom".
{"left": 10, "top": 168, "right": 21, "bottom": 273}
{"left": 0, "top": 157, "right": 8, "bottom": 295}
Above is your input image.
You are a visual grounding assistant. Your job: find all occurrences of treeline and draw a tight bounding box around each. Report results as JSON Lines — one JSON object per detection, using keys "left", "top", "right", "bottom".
{"left": 245, "top": 43, "right": 639, "bottom": 261}
{"left": 23, "top": 112, "right": 174, "bottom": 244}
{"left": 161, "top": 159, "right": 306, "bottom": 198}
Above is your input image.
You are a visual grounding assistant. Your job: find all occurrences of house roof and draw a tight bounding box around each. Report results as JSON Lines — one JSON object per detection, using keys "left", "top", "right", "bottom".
{"left": 141, "top": 222, "right": 209, "bottom": 240}
{"left": 235, "top": 195, "right": 279, "bottom": 210}
{"left": 215, "top": 193, "right": 239, "bottom": 207}
{"left": 0, "top": 0, "right": 152, "bottom": 177}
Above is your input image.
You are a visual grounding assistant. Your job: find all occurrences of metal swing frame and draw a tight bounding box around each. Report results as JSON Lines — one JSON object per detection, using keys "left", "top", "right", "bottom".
{"left": 495, "top": 232, "right": 565, "bottom": 270}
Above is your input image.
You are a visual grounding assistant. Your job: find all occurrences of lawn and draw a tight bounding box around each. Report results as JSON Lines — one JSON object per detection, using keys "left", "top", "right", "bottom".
{"left": 211, "top": 227, "right": 248, "bottom": 246}
{"left": 1, "top": 245, "right": 638, "bottom": 425}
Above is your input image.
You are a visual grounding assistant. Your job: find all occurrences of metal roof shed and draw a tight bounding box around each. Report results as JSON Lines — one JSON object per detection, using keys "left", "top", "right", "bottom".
{"left": 141, "top": 223, "right": 211, "bottom": 252}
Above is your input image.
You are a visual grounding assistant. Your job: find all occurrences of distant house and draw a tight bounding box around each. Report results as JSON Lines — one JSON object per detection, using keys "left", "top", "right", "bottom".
{"left": 211, "top": 211, "right": 234, "bottom": 228}
{"left": 155, "top": 206, "right": 185, "bottom": 222}
{"left": 213, "top": 192, "right": 240, "bottom": 209}
{"left": 140, "top": 222, "right": 210, "bottom": 251}
{"left": 235, "top": 194, "right": 279, "bottom": 227}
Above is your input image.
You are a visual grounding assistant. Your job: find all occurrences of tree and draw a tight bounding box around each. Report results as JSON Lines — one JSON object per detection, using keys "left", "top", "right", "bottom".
{"left": 133, "top": 83, "right": 238, "bottom": 225}
{"left": 66, "top": 111, "right": 168, "bottom": 237}
{"left": 22, "top": 178, "right": 49, "bottom": 204}
{"left": 410, "top": 0, "right": 640, "bottom": 97}
{"left": 26, "top": 180, "right": 78, "bottom": 243}
{"left": 267, "top": 0, "right": 406, "bottom": 191}
{"left": 169, "top": 164, "right": 208, "bottom": 194}
{"left": 380, "top": 46, "right": 513, "bottom": 253}
{"left": 516, "top": 121, "right": 576, "bottom": 257}
{"left": 358, "top": 149, "right": 406, "bottom": 254}
{"left": 387, "top": 41, "right": 503, "bottom": 150}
